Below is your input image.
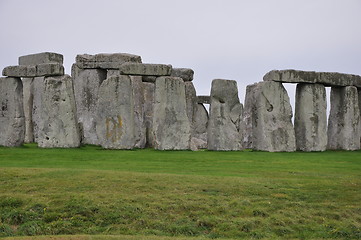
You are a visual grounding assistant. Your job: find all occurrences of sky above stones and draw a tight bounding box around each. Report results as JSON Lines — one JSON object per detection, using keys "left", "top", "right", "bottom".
{"left": 1, "top": 0, "right": 360, "bottom": 107}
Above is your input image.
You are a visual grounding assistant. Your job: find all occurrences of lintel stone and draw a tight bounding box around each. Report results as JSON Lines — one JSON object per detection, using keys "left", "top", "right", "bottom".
{"left": 3, "top": 63, "right": 64, "bottom": 77}
{"left": 19, "top": 52, "right": 63, "bottom": 65}
{"left": 171, "top": 68, "right": 194, "bottom": 81}
{"left": 119, "top": 63, "right": 172, "bottom": 76}
{"left": 263, "top": 69, "right": 361, "bottom": 87}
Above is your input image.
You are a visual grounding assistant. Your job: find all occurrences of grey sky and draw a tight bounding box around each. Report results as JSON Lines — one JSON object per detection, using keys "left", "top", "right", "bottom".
{"left": 1, "top": 0, "right": 360, "bottom": 106}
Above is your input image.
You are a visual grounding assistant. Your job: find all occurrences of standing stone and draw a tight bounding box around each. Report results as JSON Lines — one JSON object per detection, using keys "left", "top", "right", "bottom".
{"left": 31, "top": 77, "right": 45, "bottom": 142}
{"left": 143, "top": 82, "right": 156, "bottom": 147}
{"left": 22, "top": 78, "right": 34, "bottom": 143}
{"left": 38, "top": 75, "right": 81, "bottom": 148}
{"left": 191, "top": 103, "right": 209, "bottom": 150}
{"left": 294, "top": 84, "right": 327, "bottom": 151}
{"left": 72, "top": 64, "right": 107, "bottom": 145}
{"left": 208, "top": 79, "right": 243, "bottom": 151}
{"left": 184, "top": 82, "right": 197, "bottom": 123}
{"left": 95, "top": 75, "right": 137, "bottom": 149}
{"left": 327, "top": 86, "right": 360, "bottom": 150}
{"left": 153, "top": 77, "right": 191, "bottom": 150}
{"left": 131, "top": 76, "right": 146, "bottom": 148}
{"left": 0, "top": 77, "right": 25, "bottom": 146}
{"left": 243, "top": 81, "right": 296, "bottom": 152}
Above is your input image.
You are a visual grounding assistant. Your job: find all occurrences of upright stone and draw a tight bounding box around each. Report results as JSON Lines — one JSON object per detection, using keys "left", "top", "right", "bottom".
{"left": 38, "top": 75, "right": 81, "bottom": 148}
{"left": 72, "top": 64, "right": 107, "bottom": 145}
{"left": 184, "top": 82, "right": 197, "bottom": 123}
{"left": 95, "top": 75, "right": 137, "bottom": 149}
{"left": 327, "top": 86, "right": 360, "bottom": 150}
{"left": 294, "top": 84, "right": 327, "bottom": 151}
{"left": 143, "top": 82, "right": 156, "bottom": 147}
{"left": 0, "top": 77, "right": 25, "bottom": 146}
{"left": 131, "top": 76, "right": 146, "bottom": 148}
{"left": 152, "top": 77, "right": 191, "bottom": 150}
{"left": 191, "top": 103, "right": 209, "bottom": 150}
{"left": 243, "top": 81, "right": 296, "bottom": 152}
{"left": 208, "top": 79, "right": 243, "bottom": 151}
{"left": 31, "top": 77, "right": 45, "bottom": 142}
{"left": 22, "top": 78, "right": 34, "bottom": 143}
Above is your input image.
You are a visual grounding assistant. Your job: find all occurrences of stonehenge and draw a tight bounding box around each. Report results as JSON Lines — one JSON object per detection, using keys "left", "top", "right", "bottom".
{"left": 1, "top": 52, "right": 361, "bottom": 152}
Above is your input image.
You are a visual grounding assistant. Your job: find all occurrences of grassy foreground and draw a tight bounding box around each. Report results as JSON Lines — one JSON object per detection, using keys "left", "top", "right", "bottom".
{"left": 0, "top": 144, "right": 360, "bottom": 239}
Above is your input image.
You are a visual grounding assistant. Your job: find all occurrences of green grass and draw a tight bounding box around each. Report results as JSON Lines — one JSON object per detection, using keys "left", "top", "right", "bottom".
{"left": 0, "top": 144, "right": 361, "bottom": 239}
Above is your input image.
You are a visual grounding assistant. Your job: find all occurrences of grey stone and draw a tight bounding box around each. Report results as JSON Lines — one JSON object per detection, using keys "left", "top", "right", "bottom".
{"left": 95, "top": 75, "right": 138, "bottom": 149}
{"left": 106, "top": 69, "right": 121, "bottom": 77}
{"left": 171, "top": 68, "right": 194, "bottom": 81}
{"left": 143, "top": 82, "right": 156, "bottom": 148}
{"left": 131, "top": 76, "right": 146, "bottom": 148}
{"left": 327, "top": 86, "right": 360, "bottom": 150}
{"left": 152, "top": 76, "right": 191, "bottom": 150}
{"left": 197, "top": 95, "right": 211, "bottom": 104}
{"left": 19, "top": 52, "right": 63, "bottom": 65}
{"left": 263, "top": 69, "right": 317, "bottom": 84}
{"left": 31, "top": 77, "right": 45, "bottom": 142}
{"left": 3, "top": 63, "right": 64, "bottom": 77}
{"left": 243, "top": 81, "right": 296, "bottom": 152}
{"left": 263, "top": 69, "right": 361, "bottom": 87}
{"left": 207, "top": 79, "right": 243, "bottom": 151}
{"left": 119, "top": 63, "right": 172, "bottom": 76}
{"left": 36, "top": 63, "right": 64, "bottom": 77}
{"left": 0, "top": 77, "right": 25, "bottom": 146}
{"left": 76, "top": 53, "right": 142, "bottom": 69}
{"left": 192, "top": 103, "right": 209, "bottom": 149}
{"left": 294, "top": 84, "right": 327, "bottom": 151}
{"left": 185, "top": 82, "right": 197, "bottom": 123}
{"left": 3, "top": 65, "right": 36, "bottom": 77}
{"left": 72, "top": 65, "right": 107, "bottom": 145}
{"left": 21, "top": 78, "right": 34, "bottom": 143}
{"left": 38, "top": 75, "right": 81, "bottom": 148}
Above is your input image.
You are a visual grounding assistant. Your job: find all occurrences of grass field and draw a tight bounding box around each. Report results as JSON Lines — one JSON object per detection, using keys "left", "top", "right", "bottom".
{"left": 0, "top": 144, "right": 360, "bottom": 239}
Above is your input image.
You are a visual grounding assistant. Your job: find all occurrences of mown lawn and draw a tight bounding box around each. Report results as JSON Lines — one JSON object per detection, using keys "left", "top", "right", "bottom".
{"left": 0, "top": 144, "right": 360, "bottom": 239}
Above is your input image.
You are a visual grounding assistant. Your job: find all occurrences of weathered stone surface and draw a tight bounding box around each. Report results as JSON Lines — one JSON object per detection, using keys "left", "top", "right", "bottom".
{"left": 152, "top": 76, "right": 191, "bottom": 150}
{"left": 0, "top": 77, "right": 25, "bottom": 146}
{"left": 263, "top": 69, "right": 317, "bottom": 84}
{"left": 208, "top": 79, "right": 243, "bottom": 151}
{"left": 21, "top": 78, "right": 34, "bottom": 143}
{"left": 119, "top": 63, "right": 172, "bottom": 76}
{"left": 95, "top": 75, "right": 138, "bottom": 149}
{"left": 76, "top": 53, "right": 142, "bottom": 69}
{"left": 19, "top": 52, "right": 63, "bottom": 65}
{"left": 37, "top": 75, "right": 81, "bottom": 148}
{"left": 197, "top": 95, "right": 211, "bottom": 104}
{"left": 143, "top": 82, "right": 156, "bottom": 147}
{"left": 72, "top": 65, "right": 107, "bottom": 145}
{"left": 185, "top": 82, "right": 197, "bottom": 123}
{"left": 3, "top": 65, "right": 36, "bottom": 77}
{"left": 327, "top": 86, "right": 360, "bottom": 150}
{"left": 264, "top": 69, "right": 361, "bottom": 87}
{"left": 192, "top": 103, "right": 209, "bottom": 149}
{"left": 243, "top": 81, "right": 296, "bottom": 152}
{"left": 130, "top": 76, "right": 146, "bottom": 148}
{"left": 171, "top": 68, "right": 194, "bottom": 81}
{"left": 294, "top": 84, "right": 327, "bottom": 151}
{"left": 3, "top": 63, "right": 64, "bottom": 77}
{"left": 31, "top": 77, "right": 45, "bottom": 142}
{"left": 36, "top": 63, "right": 64, "bottom": 76}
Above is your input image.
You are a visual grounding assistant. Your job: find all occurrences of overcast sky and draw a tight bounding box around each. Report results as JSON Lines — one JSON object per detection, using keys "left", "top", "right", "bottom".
{"left": 1, "top": 0, "right": 360, "bottom": 108}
